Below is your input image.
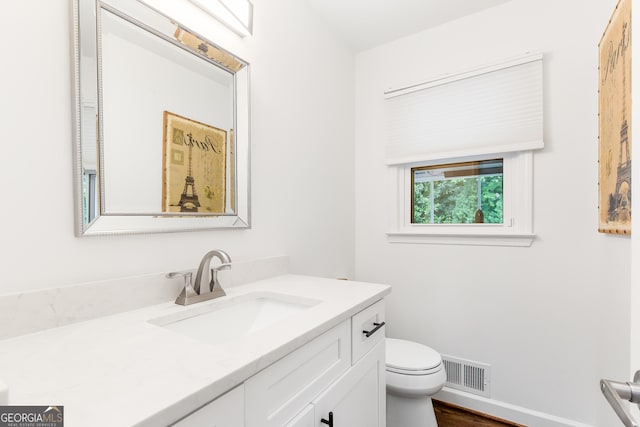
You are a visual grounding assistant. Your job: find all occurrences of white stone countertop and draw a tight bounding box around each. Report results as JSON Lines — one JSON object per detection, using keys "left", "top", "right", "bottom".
{"left": 0, "top": 275, "right": 391, "bottom": 426}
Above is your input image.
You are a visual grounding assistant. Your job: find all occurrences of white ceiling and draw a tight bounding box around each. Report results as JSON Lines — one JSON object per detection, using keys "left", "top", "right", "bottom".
{"left": 304, "top": 0, "right": 513, "bottom": 52}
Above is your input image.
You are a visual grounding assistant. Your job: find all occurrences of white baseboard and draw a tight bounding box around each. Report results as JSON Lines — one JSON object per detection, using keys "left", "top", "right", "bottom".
{"left": 435, "top": 387, "right": 594, "bottom": 427}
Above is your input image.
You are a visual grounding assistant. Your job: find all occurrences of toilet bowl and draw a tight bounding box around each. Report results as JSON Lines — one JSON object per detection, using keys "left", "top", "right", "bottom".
{"left": 386, "top": 338, "right": 446, "bottom": 427}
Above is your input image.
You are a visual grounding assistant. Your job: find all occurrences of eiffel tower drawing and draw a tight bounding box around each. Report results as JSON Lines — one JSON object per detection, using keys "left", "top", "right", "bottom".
{"left": 608, "top": 36, "right": 631, "bottom": 223}
{"left": 176, "top": 142, "right": 200, "bottom": 212}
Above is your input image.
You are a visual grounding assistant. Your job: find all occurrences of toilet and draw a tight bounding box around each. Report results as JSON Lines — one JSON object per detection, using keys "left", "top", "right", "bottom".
{"left": 385, "top": 338, "right": 447, "bottom": 427}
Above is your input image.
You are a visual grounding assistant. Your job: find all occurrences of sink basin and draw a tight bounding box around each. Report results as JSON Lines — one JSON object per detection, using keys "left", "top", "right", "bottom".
{"left": 149, "top": 292, "right": 321, "bottom": 346}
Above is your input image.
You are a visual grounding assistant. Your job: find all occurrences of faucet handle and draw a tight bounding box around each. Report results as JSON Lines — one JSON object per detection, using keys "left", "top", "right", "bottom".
{"left": 211, "top": 262, "right": 232, "bottom": 272}
{"left": 208, "top": 267, "right": 228, "bottom": 297}
{"left": 166, "top": 271, "right": 193, "bottom": 284}
{"left": 167, "top": 271, "right": 199, "bottom": 305}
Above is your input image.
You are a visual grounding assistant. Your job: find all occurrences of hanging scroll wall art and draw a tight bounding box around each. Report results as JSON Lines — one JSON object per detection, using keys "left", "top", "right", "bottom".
{"left": 598, "top": 0, "right": 632, "bottom": 234}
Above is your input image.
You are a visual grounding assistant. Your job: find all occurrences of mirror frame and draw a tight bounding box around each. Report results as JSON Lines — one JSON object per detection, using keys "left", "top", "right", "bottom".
{"left": 72, "top": 0, "right": 251, "bottom": 236}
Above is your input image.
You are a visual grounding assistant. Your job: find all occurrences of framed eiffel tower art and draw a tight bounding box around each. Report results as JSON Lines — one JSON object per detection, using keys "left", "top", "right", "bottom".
{"left": 598, "top": 0, "right": 631, "bottom": 235}
{"left": 162, "top": 111, "right": 227, "bottom": 214}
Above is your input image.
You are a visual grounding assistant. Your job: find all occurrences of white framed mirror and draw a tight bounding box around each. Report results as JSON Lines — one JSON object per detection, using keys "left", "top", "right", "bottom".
{"left": 72, "top": 0, "right": 250, "bottom": 236}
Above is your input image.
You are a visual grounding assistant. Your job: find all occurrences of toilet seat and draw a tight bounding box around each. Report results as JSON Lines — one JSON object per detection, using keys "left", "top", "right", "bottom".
{"left": 386, "top": 365, "right": 442, "bottom": 376}
{"left": 386, "top": 338, "right": 442, "bottom": 373}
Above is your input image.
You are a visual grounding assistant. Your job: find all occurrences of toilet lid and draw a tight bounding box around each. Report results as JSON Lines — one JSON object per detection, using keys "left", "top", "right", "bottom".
{"left": 386, "top": 338, "right": 442, "bottom": 372}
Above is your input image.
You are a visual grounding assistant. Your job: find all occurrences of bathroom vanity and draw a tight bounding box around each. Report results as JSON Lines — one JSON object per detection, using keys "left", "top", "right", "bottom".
{"left": 0, "top": 275, "right": 390, "bottom": 426}
{"left": 176, "top": 299, "right": 386, "bottom": 427}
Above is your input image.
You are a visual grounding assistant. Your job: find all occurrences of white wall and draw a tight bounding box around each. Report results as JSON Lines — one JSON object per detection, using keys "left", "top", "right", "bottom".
{"left": 354, "top": 0, "right": 630, "bottom": 425}
{"left": 0, "top": 0, "right": 354, "bottom": 294}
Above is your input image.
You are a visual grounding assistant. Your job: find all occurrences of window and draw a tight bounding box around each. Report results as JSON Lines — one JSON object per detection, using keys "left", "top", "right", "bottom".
{"left": 387, "top": 151, "right": 533, "bottom": 247}
{"left": 384, "top": 54, "right": 541, "bottom": 247}
{"left": 83, "top": 169, "right": 98, "bottom": 224}
{"left": 412, "top": 159, "right": 503, "bottom": 225}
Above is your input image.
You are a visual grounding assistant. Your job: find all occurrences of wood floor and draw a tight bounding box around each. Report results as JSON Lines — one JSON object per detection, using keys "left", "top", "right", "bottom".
{"left": 433, "top": 399, "right": 526, "bottom": 427}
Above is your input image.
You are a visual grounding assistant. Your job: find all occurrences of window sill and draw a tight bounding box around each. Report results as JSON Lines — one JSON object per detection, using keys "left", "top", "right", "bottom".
{"left": 386, "top": 230, "right": 535, "bottom": 247}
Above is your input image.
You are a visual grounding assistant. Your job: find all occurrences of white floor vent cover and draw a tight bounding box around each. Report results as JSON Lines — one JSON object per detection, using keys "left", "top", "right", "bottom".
{"left": 441, "top": 355, "right": 491, "bottom": 397}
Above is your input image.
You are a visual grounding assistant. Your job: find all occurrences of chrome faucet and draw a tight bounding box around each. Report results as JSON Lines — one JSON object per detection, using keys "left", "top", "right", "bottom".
{"left": 167, "top": 250, "right": 232, "bottom": 305}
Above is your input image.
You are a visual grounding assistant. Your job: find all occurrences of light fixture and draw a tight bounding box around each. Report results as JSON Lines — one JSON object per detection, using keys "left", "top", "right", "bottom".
{"left": 188, "top": 0, "right": 253, "bottom": 37}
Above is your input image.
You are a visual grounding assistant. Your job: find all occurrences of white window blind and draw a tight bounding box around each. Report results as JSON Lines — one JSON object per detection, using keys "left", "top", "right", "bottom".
{"left": 384, "top": 54, "right": 543, "bottom": 165}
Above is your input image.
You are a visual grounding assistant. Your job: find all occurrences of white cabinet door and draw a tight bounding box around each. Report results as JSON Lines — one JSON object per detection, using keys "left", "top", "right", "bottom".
{"left": 172, "top": 385, "right": 244, "bottom": 427}
{"left": 245, "top": 320, "right": 351, "bottom": 427}
{"left": 311, "top": 340, "right": 385, "bottom": 427}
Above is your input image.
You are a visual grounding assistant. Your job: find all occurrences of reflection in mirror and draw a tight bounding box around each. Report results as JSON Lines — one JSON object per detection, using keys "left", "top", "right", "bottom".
{"left": 72, "top": 0, "right": 250, "bottom": 235}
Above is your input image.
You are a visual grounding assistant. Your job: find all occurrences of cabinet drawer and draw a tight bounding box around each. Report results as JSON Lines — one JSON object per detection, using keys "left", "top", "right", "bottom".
{"left": 245, "top": 319, "right": 351, "bottom": 427}
{"left": 351, "top": 299, "right": 385, "bottom": 364}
